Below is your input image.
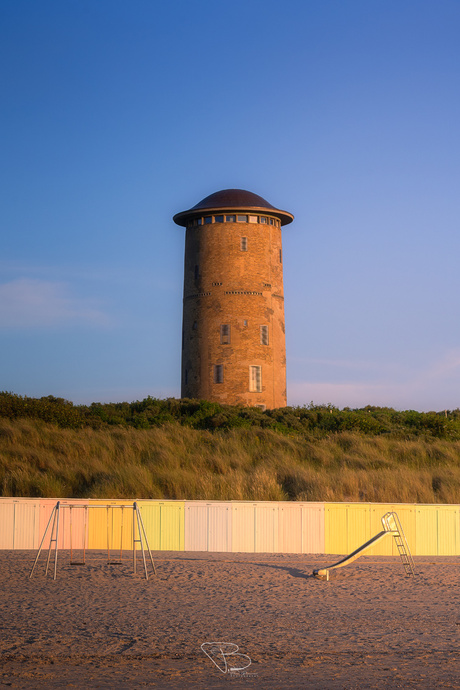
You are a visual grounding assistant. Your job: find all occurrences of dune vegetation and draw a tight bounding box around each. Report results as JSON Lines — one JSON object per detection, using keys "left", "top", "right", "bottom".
{"left": 1, "top": 392, "right": 460, "bottom": 503}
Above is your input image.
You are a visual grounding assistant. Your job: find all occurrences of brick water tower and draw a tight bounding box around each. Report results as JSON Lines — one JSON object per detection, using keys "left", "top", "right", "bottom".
{"left": 173, "top": 189, "right": 294, "bottom": 409}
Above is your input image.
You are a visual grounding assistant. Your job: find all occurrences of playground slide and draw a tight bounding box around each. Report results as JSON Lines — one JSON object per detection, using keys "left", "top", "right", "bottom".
{"left": 312, "top": 511, "right": 416, "bottom": 580}
{"left": 312, "top": 529, "right": 392, "bottom": 580}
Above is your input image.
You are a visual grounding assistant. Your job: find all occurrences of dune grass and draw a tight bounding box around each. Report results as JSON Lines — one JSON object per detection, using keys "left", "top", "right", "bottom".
{"left": 1, "top": 417, "right": 460, "bottom": 503}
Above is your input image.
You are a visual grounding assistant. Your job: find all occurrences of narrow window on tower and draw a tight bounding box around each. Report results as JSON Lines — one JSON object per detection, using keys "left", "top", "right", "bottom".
{"left": 194, "top": 265, "right": 199, "bottom": 281}
{"left": 241, "top": 237, "right": 248, "bottom": 251}
{"left": 279, "top": 248, "right": 282, "bottom": 263}
{"left": 260, "top": 325, "right": 269, "bottom": 346}
{"left": 220, "top": 324, "right": 231, "bottom": 344}
{"left": 214, "top": 364, "right": 223, "bottom": 384}
{"left": 237, "top": 215, "right": 248, "bottom": 222}
{"left": 249, "top": 365, "right": 262, "bottom": 392}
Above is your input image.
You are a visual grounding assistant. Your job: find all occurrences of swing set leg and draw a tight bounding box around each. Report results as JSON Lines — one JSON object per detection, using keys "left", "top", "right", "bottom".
{"left": 29, "top": 505, "right": 56, "bottom": 579}
{"left": 134, "top": 502, "right": 156, "bottom": 579}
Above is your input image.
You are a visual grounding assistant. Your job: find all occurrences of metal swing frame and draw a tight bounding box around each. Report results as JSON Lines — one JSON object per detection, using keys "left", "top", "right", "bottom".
{"left": 29, "top": 501, "right": 156, "bottom": 581}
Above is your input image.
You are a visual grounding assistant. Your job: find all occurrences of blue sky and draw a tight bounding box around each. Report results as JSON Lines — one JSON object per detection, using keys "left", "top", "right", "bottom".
{"left": 1, "top": 0, "right": 459, "bottom": 411}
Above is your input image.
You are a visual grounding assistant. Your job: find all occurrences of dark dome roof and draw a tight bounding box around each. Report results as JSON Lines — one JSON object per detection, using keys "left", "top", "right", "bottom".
{"left": 173, "top": 188, "right": 294, "bottom": 227}
{"left": 192, "top": 189, "right": 276, "bottom": 211}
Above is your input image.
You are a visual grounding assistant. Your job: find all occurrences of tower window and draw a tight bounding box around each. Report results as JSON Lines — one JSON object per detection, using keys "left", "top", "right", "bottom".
{"left": 243, "top": 319, "right": 248, "bottom": 327}
{"left": 215, "top": 215, "right": 224, "bottom": 223}
{"left": 248, "top": 215, "right": 258, "bottom": 223}
{"left": 197, "top": 218, "right": 203, "bottom": 225}
{"left": 249, "top": 365, "right": 262, "bottom": 392}
{"left": 241, "top": 237, "right": 248, "bottom": 251}
{"left": 237, "top": 215, "right": 248, "bottom": 222}
{"left": 220, "top": 324, "right": 231, "bottom": 344}
{"left": 226, "top": 215, "right": 236, "bottom": 222}
{"left": 194, "top": 265, "right": 199, "bottom": 281}
{"left": 193, "top": 321, "right": 198, "bottom": 330}
{"left": 279, "top": 248, "right": 282, "bottom": 263}
{"left": 260, "top": 217, "right": 268, "bottom": 224}
{"left": 260, "top": 325, "right": 269, "bottom": 346}
{"left": 214, "top": 365, "right": 223, "bottom": 384}
{"left": 204, "top": 216, "right": 212, "bottom": 224}
{"left": 269, "top": 218, "right": 274, "bottom": 225}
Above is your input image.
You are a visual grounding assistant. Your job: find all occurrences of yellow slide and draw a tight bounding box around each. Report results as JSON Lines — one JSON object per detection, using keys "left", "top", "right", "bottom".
{"left": 313, "top": 512, "right": 415, "bottom": 580}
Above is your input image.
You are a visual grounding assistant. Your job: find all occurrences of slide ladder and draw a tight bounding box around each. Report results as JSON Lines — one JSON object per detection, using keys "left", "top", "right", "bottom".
{"left": 384, "top": 511, "right": 415, "bottom": 577}
{"left": 313, "top": 511, "right": 415, "bottom": 580}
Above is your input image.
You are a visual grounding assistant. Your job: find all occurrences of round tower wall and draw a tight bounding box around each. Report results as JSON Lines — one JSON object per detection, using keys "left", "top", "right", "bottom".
{"left": 181, "top": 217, "right": 287, "bottom": 408}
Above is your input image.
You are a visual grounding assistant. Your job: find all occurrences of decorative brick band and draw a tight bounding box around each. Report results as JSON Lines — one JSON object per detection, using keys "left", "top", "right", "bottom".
{"left": 184, "top": 292, "right": 212, "bottom": 299}
{"left": 224, "top": 290, "right": 263, "bottom": 296}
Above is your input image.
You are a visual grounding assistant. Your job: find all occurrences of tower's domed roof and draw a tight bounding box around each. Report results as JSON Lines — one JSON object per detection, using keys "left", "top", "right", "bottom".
{"left": 173, "top": 189, "right": 294, "bottom": 226}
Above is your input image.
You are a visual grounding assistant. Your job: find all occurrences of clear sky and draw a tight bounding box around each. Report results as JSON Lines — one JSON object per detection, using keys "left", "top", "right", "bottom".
{"left": 1, "top": 0, "right": 459, "bottom": 411}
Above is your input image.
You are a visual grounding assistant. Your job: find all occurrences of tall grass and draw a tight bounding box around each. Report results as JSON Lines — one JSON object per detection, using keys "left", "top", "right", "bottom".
{"left": 1, "top": 419, "right": 460, "bottom": 503}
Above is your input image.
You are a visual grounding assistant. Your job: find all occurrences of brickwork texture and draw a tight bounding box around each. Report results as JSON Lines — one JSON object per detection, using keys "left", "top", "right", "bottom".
{"left": 173, "top": 190, "right": 294, "bottom": 409}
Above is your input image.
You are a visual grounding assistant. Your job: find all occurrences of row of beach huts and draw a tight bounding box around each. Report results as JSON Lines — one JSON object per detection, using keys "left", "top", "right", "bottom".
{"left": 1, "top": 498, "right": 459, "bottom": 556}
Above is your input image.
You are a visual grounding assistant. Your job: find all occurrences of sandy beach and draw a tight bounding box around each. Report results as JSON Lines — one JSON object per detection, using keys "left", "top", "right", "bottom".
{"left": 1, "top": 551, "right": 459, "bottom": 689}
